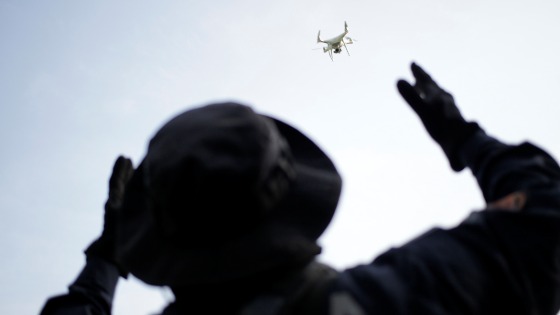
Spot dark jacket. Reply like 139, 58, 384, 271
41, 130, 560, 315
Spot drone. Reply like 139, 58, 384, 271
316, 21, 354, 61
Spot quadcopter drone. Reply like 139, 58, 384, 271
316, 21, 355, 61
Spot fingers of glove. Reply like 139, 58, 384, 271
117, 156, 134, 183
410, 63, 461, 118
411, 63, 444, 101
397, 79, 430, 118
411, 63, 436, 85
107, 156, 134, 210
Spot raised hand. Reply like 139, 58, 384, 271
85, 156, 134, 276
397, 63, 481, 171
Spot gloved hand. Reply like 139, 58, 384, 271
85, 156, 134, 277
397, 62, 481, 171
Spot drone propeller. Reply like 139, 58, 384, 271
345, 37, 356, 44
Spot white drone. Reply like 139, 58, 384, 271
316, 21, 355, 61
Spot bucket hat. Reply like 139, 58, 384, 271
116, 102, 342, 286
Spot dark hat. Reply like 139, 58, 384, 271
116, 103, 342, 286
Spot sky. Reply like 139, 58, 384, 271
1, 1, 560, 314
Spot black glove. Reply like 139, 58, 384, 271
397, 62, 481, 171
85, 156, 134, 277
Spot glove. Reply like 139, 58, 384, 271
397, 62, 481, 171
85, 156, 134, 277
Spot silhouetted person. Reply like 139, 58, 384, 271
41, 63, 560, 315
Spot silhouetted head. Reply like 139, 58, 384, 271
116, 102, 342, 286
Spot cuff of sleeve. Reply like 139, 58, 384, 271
456, 129, 507, 173
69, 256, 121, 309
444, 122, 483, 172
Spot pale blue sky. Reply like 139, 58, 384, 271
1, 1, 560, 314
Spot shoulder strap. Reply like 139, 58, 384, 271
291, 262, 338, 315
239, 262, 338, 315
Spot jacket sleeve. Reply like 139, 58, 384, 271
338, 130, 560, 315
40, 257, 120, 315
459, 129, 560, 210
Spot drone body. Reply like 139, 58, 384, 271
316, 21, 354, 61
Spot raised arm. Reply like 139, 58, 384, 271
388, 63, 560, 315
397, 63, 560, 209
41, 156, 134, 315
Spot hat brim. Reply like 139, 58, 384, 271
116, 116, 342, 286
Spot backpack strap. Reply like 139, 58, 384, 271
290, 262, 338, 315
240, 261, 338, 315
